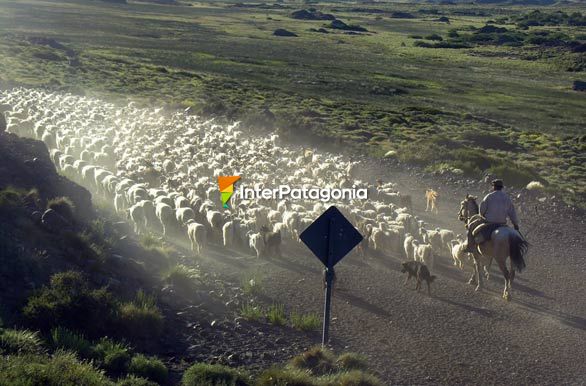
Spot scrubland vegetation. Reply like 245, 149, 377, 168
0, 154, 375, 384
0, 0, 584, 206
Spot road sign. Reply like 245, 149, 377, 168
300, 206, 363, 268
299, 206, 363, 345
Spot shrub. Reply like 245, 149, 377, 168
0, 350, 113, 385
424, 34, 443, 41
242, 275, 263, 296
117, 376, 158, 386
0, 186, 26, 212
336, 353, 368, 371
50, 327, 93, 358
23, 271, 116, 336
117, 291, 164, 341
92, 337, 132, 375
488, 162, 540, 187
290, 312, 321, 331
182, 363, 251, 386
164, 264, 200, 293
321, 370, 383, 386
47, 196, 76, 221
128, 354, 168, 384
266, 304, 287, 326
0, 329, 45, 355
290, 346, 336, 376
256, 367, 316, 386
240, 304, 264, 321
450, 148, 493, 170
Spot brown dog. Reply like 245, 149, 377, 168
401, 261, 436, 295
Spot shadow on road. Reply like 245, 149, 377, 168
334, 291, 392, 318
514, 299, 586, 331
435, 297, 495, 318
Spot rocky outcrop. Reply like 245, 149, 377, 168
291, 9, 336, 21
273, 29, 298, 37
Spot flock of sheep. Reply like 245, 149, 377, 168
0, 88, 474, 274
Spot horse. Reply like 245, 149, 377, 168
458, 195, 529, 301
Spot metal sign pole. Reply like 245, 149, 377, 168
322, 218, 335, 346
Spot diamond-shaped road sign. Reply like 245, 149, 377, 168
300, 206, 363, 268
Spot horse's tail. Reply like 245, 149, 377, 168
509, 231, 528, 273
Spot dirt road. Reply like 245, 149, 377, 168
191, 162, 586, 385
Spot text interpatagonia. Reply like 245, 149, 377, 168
237, 185, 368, 202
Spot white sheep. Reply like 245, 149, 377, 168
187, 220, 206, 254
412, 240, 434, 270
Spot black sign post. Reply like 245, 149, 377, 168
300, 206, 363, 346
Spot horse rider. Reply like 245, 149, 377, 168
466, 179, 520, 252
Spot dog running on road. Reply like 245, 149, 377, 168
401, 261, 436, 295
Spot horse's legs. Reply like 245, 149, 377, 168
484, 258, 493, 280
468, 259, 478, 285
474, 258, 483, 292
496, 258, 511, 301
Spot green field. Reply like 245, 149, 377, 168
0, 0, 585, 205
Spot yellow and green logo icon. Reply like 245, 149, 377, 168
218, 176, 240, 208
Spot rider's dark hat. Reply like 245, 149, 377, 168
492, 179, 504, 188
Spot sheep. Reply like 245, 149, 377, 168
248, 232, 264, 258
206, 210, 223, 242
156, 203, 175, 237
412, 240, 434, 270
114, 192, 127, 214
187, 220, 206, 255
404, 233, 415, 260
2, 87, 456, 269
128, 203, 146, 234
260, 225, 282, 258
176, 207, 195, 227
450, 239, 470, 270
222, 221, 235, 248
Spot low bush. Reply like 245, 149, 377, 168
321, 370, 383, 386
290, 312, 321, 331
92, 337, 132, 376
0, 328, 45, 355
488, 162, 540, 187
23, 271, 116, 336
290, 346, 336, 376
242, 275, 263, 297
256, 367, 316, 386
266, 304, 287, 326
424, 34, 443, 41
0, 186, 26, 213
164, 264, 200, 293
336, 353, 369, 372
182, 363, 251, 386
0, 350, 113, 385
117, 376, 158, 386
240, 304, 264, 321
128, 354, 168, 384
47, 196, 76, 222
50, 327, 93, 358
117, 291, 164, 341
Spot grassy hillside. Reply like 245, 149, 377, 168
0, 0, 584, 205
0, 131, 384, 385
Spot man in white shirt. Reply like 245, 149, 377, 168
480, 179, 520, 230
466, 179, 520, 252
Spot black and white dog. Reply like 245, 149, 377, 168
401, 261, 436, 296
